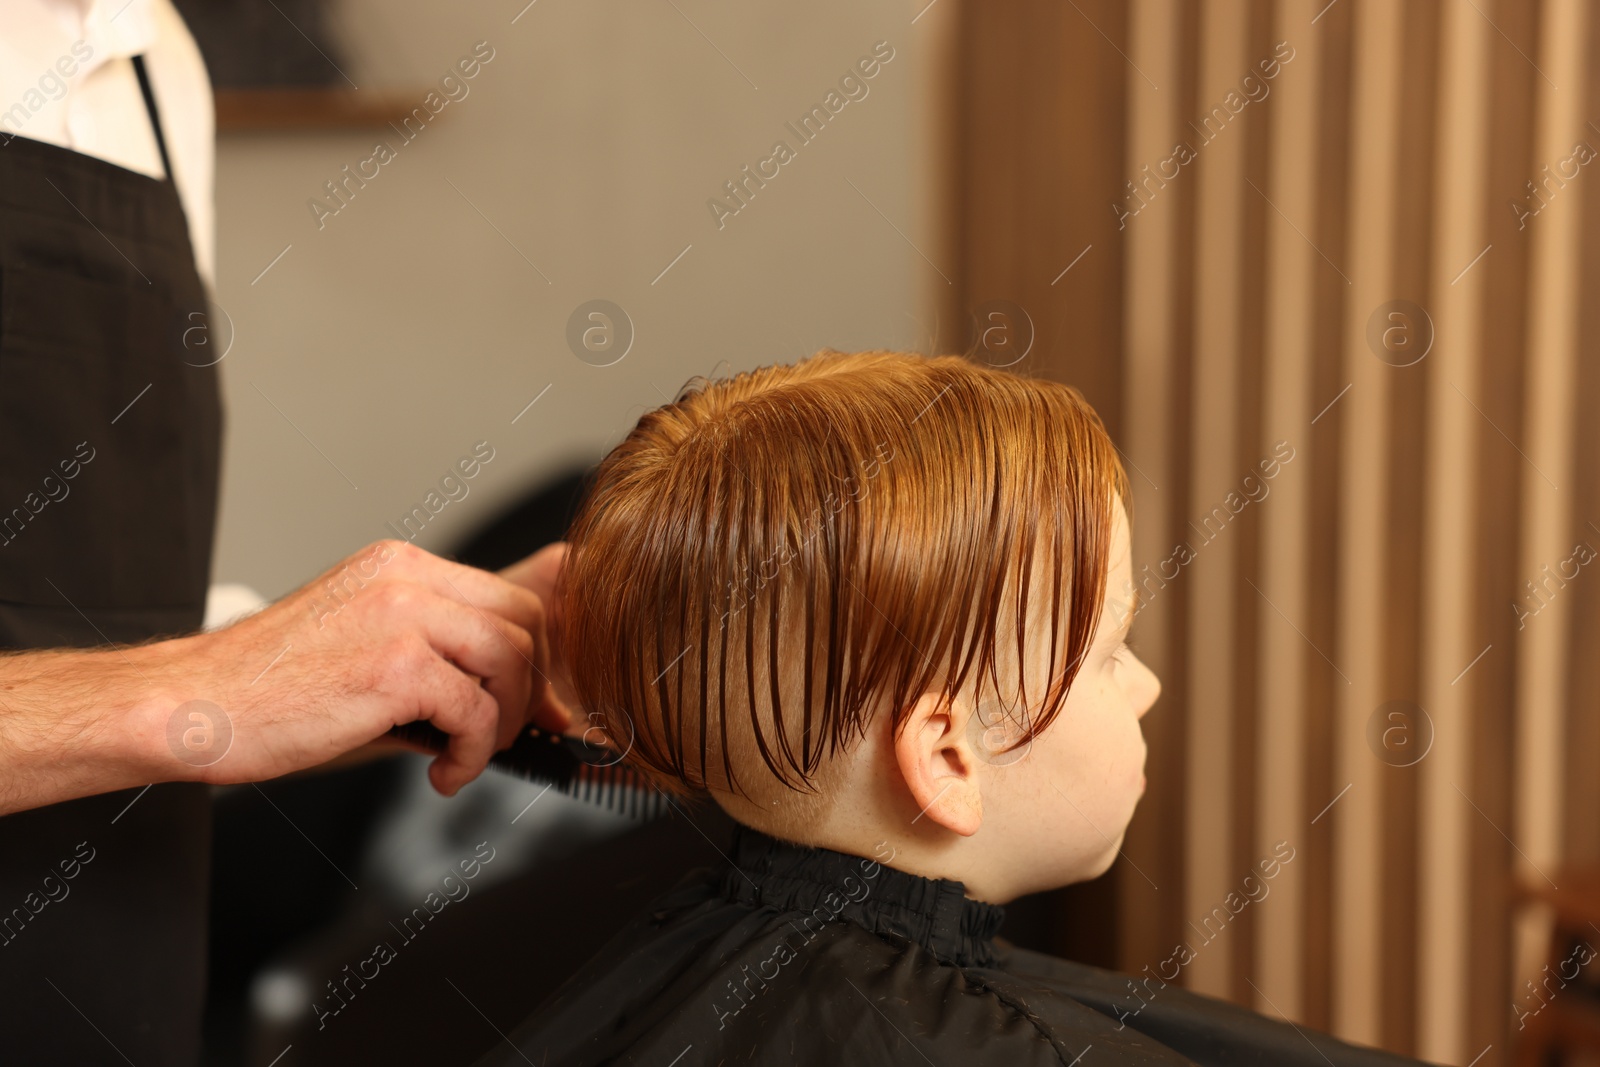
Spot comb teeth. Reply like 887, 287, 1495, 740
550, 763, 670, 820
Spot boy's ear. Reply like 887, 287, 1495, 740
894, 691, 983, 837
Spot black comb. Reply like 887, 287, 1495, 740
388, 721, 671, 821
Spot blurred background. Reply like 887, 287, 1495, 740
175, 0, 1598, 1065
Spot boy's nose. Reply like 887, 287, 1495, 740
1135, 662, 1161, 718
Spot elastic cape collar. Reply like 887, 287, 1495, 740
720, 824, 1008, 969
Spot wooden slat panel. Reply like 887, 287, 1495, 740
1119, 0, 1191, 974
945, 1, 1592, 1060
1300, 0, 1355, 1033
949, 0, 1127, 426
1510, 0, 1584, 1041
1378, 1, 1443, 1055
1253, 0, 1321, 1023
949, 0, 1023, 324
1155, 0, 1202, 981
1226, 0, 1273, 1009
1032, 0, 1127, 430
1466, 0, 1542, 1060
1418, 2, 1492, 1061
924, 0, 965, 358
1333, 0, 1404, 1043
1184, 0, 1250, 998
1562, 0, 1600, 875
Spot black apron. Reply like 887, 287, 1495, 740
0, 57, 221, 1065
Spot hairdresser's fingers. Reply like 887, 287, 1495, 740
383, 541, 573, 728
381, 639, 501, 795
499, 542, 581, 722
522, 590, 576, 736
380, 540, 550, 639
423, 678, 503, 797
344, 542, 569, 745
362, 580, 532, 759
498, 542, 566, 628
505, 543, 576, 735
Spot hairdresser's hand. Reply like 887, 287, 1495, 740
131, 539, 574, 797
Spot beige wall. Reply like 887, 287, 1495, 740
209, 0, 946, 596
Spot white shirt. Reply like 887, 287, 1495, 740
0, 0, 216, 290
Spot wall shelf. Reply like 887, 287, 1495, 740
214, 89, 430, 133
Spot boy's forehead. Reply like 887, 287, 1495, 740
1102, 581, 1136, 636
1102, 508, 1136, 630
1015, 495, 1136, 637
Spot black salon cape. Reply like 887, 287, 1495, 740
475, 827, 1431, 1067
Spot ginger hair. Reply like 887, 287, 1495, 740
558, 350, 1129, 832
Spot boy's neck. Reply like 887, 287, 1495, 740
712, 792, 1013, 904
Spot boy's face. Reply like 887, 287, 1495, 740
978, 500, 1161, 895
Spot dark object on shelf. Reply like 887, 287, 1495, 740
172, 0, 347, 88
175, 0, 428, 132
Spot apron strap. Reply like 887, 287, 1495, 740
131, 54, 173, 180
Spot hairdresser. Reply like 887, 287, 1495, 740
0, 3, 573, 1063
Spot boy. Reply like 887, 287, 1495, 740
476, 351, 1427, 1066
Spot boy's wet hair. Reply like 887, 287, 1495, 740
560, 350, 1129, 811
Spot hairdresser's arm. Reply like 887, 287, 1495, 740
0, 540, 573, 817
